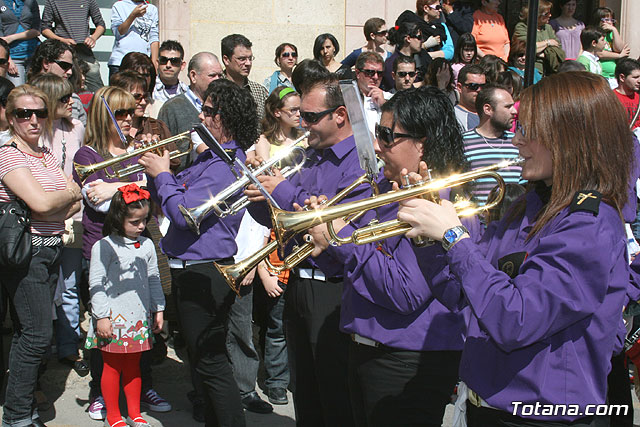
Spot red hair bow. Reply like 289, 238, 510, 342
118, 183, 150, 204
394, 25, 399, 30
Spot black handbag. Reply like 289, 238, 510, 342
0, 142, 32, 269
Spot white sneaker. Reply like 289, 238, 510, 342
89, 395, 107, 420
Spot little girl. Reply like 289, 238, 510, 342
85, 183, 165, 427
452, 33, 478, 85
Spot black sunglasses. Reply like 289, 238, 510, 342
0, 58, 8, 66
397, 71, 417, 78
132, 93, 149, 101
158, 56, 182, 66
374, 30, 388, 36
0, 96, 7, 107
463, 82, 486, 91
13, 108, 48, 120
300, 106, 341, 124
375, 124, 419, 148
281, 52, 298, 58
54, 60, 73, 72
358, 68, 384, 78
201, 105, 220, 117
59, 93, 72, 104
114, 108, 135, 120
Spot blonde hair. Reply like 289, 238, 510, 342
5, 84, 49, 136
28, 73, 73, 137
84, 86, 135, 155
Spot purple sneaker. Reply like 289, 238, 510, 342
141, 389, 172, 412
88, 395, 106, 420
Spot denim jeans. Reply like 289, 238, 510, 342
1, 244, 63, 427
55, 247, 84, 359
263, 281, 289, 389
226, 284, 259, 398
6, 57, 30, 87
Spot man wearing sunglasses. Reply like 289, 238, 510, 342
354, 51, 391, 134
391, 56, 418, 92
245, 75, 388, 426
454, 64, 485, 131
152, 40, 188, 102
341, 17, 391, 70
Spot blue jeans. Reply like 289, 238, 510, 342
2, 244, 63, 427
226, 284, 259, 398
264, 281, 289, 389
55, 247, 84, 359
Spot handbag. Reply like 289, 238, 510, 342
0, 142, 32, 269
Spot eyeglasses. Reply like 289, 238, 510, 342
463, 82, 486, 91
281, 52, 298, 58
375, 124, 419, 148
358, 68, 384, 78
113, 108, 135, 120
13, 108, 48, 120
234, 55, 255, 63
0, 58, 8, 66
515, 121, 526, 137
132, 93, 149, 102
601, 18, 617, 24
59, 93, 72, 104
201, 105, 220, 117
396, 71, 417, 78
300, 106, 341, 124
374, 30, 388, 36
158, 56, 182, 66
539, 11, 551, 17
54, 60, 73, 72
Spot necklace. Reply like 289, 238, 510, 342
59, 122, 67, 170
16, 137, 46, 167
478, 130, 499, 150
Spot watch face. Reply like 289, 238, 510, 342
444, 229, 457, 243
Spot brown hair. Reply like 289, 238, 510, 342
6, 84, 49, 135
84, 86, 135, 156
519, 0, 552, 22
110, 70, 148, 93
363, 17, 385, 41
261, 86, 302, 145
515, 71, 632, 237
416, 0, 438, 17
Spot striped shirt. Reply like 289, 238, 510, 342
0, 144, 67, 235
462, 129, 522, 205
42, 0, 105, 43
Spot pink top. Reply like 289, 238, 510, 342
472, 10, 510, 61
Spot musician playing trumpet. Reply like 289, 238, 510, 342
302, 86, 475, 426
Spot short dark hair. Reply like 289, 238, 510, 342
475, 84, 511, 118
591, 7, 614, 27
363, 17, 385, 41
580, 26, 605, 51
496, 70, 523, 100
393, 55, 416, 73
426, 58, 454, 92
313, 34, 340, 61
615, 58, 640, 82
355, 51, 384, 70
453, 33, 477, 64
119, 52, 157, 93
458, 64, 485, 85
110, 70, 148, 92
306, 74, 345, 110
479, 54, 507, 84
0, 38, 9, 60
387, 21, 421, 49
0, 77, 15, 106
27, 39, 74, 82
557, 59, 586, 73
102, 189, 152, 237
291, 59, 331, 94
221, 34, 252, 60
274, 43, 298, 66
159, 40, 184, 58
203, 79, 259, 151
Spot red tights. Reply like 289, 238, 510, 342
101, 351, 147, 426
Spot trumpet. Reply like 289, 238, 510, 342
179, 131, 310, 235
74, 131, 193, 182
215, 164, 381, 294
272, 157, 524, 247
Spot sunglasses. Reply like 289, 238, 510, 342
300, 106, 341, 124
54, 60, 73, 72
397, 71, 417, 78
201, 105, 220, 117
601, 18, 616, 23
281, 52, 298, 58
358, 68, 384, 78
132, 93, 149, 101
539, 11, 551, 17
13, 108, 48, 120
463, 82, 485, 91
375, 124, 419, 148
234, 55, 255, 63
59, 93, 72, 104
374, 30, 388, 36
158, 56, 182, 66
428, 4, 442, 10
114, 108, 135, 120
0, 58, 7, 66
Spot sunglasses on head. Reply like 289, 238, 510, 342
201, 105, 220, 117
397, 71, 417, 78
158, 56, 182, 66
54, 60, 73, 72
358, 68, 384, 78
59, 93, 72, 104
281, 52, 298, 58
13, 108, 48, 120
300, 106, 341, 124
463, 82, 485, 91
375, 124, 419, 148
114, 108, 135, 120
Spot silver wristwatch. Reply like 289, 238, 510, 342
441, 225, 469, 251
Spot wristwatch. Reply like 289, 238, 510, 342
442, 225, 469, 251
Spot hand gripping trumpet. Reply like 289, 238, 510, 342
178, 131, 310, 234
214, 161, 383, 294
271, 157, 524, 247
